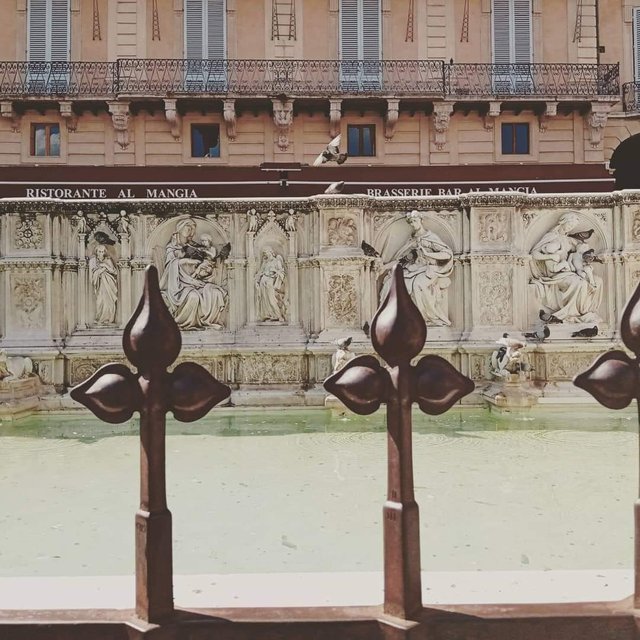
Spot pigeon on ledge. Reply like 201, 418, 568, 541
571, 326, 598, 338
523, 325, 550, 342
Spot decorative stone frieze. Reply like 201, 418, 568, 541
13, 217, 44, 250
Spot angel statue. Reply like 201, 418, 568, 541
159, 218, 229, 330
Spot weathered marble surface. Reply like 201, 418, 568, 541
0, 191, 638, 403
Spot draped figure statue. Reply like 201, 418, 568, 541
159, 218, 228, 330
89, 244, 118, 325
255, 247, 286, 322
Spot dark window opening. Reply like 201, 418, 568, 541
501, 122, 530, 155
31, 123, 60, 157
347, 124, 376, 157
191, 124, 220, 158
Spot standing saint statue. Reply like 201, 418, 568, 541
89, 244, 118, 325
255, 247, 286, 322
380, 211, 454, 326
159, 218, 228, 330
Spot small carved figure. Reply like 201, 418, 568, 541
74, 210, 87, 234
117, 210, 130, 235
313, 134, 348, 166
255, 247, 286, 322
331, 337, 355, 373
285, 209, 297, 232
247, 209, 258, 232
490, 333, 529, 378
89, 244, 118, 325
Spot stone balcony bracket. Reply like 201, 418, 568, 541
108, 101, 131, 150
432, 102, 454, 150
384, 99, 400, 140
223, 99, 237, 140
538, 101, 558, 133
0, 100, 20, 132
586, 102, 613, 148
483, 100, 502, 131
163, 99, 182, 140
59, 100, 78, 133
272, 97, 294, 151
329, 99, 342, 139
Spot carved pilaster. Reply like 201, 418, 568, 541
272, 97, 294, 151
538, 101, 557, 133
163, 99, 181, 140
1, 101, 20, 132
108, 101, 131, 149
329, 99, 342, 139
432, 102, 454, 150
223, 99, 237, 140
385, 99, 400, 140
59, 101, 77, 133
586, 102, 612, 148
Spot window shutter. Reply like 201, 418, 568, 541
185, 0, 204, 58
50, 0, 69, 62
513, 0, 531, 64
492, 0, 511, 64
634, 7, 640, 81
361, 0, 380, 61
207, 0, 225, 59
340, 0, 359, 60
28, 0, 48, 61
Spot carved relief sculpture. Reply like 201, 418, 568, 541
328, 274, 358, 325
0, 351, 34, 381
632, 210, 640, 241
327, 217, 357, 246
530, 212, 602, 323
478, 211, 507, 243
13, 217, 44, 250
331, 336, 355, 373
255, 247, 287, 322
380, 211, 453, 326
159, 218, 228, 330
89, 244, 118, 325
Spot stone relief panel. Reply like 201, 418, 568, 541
377, 211, 454, 326
477, 267, 512, 326
12, 216, 44, 251
477, 208, 508, 244
151, 216, 229, 330
255, 246, 287, 322
327, 274, 358, 326
238, 354, 302, 384
529, 211, 603, 324
544, 351, 605, 380
11, 273, 46, 330
69, 357, 126, 386
327, 216, 357, 246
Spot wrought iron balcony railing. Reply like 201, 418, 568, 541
0, 61, 116, 97
623, 81, 640, 111
446, 62, 620, 98
0, 59, 621, 100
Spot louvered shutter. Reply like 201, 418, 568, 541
340, 0, 358, 60
634, 7, 640, 81
361, 0, 380, 61
513, 0, 531, 64
492, 0, 511, 64
185, 0, 205, 58
50, 0, 69, 62
207, 0, 225, 59
28, 0, 48, 61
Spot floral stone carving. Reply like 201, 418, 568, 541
328, 274, 358, 325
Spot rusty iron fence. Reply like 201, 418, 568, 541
1, 265, 640, 639
623, 81, 640, 112
0, 59, 620, 100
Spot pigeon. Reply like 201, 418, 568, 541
335, 336, 352, 348
571, 326, 598, 338
362, 321, 370, 338
313, 134, 348, 166
361, 241, 380, 257
497, 333, 525, 351
93, 231, 115, 245
539, 309, 562, 324
568, 229, 594, 242
324, 181, 345, 194
524, 325, 550, 342
217, 242, 231, 261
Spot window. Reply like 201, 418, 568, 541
501, 123, 529, 154
492, 0, 532, 94
30, 123, 60, 157
28, 0, 70, 62
191, 124, 220, 157
185, 0, 226, 59
340, 0, 381, 89
347, 125, 375, 157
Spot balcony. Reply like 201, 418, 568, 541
0, 59, 620, 101
623, 81, 640, 112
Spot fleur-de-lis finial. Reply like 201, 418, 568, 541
574, 281, 640, 606
71, 266, 230, 622
324, 264, 474, 619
